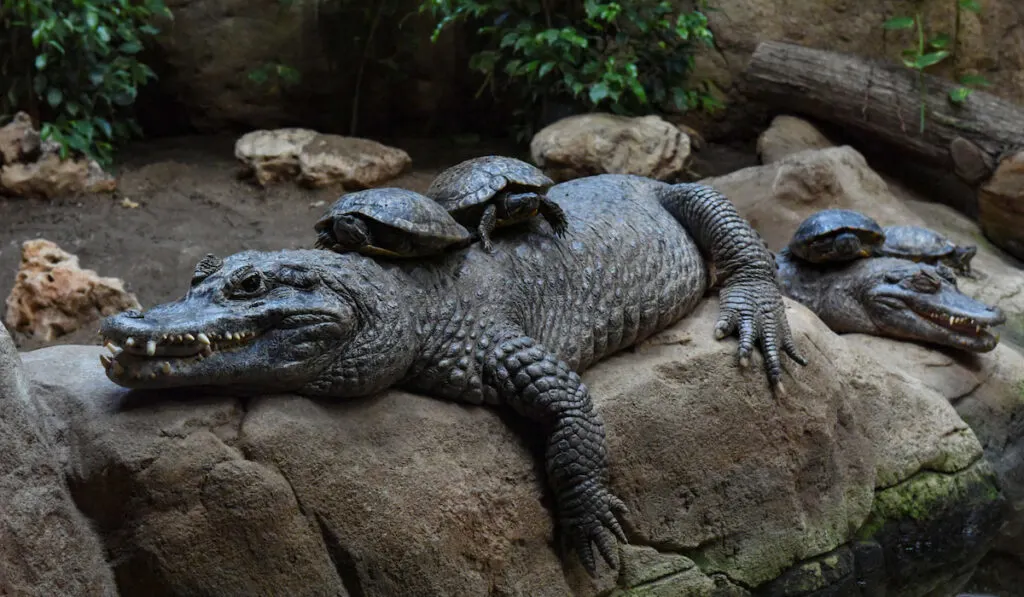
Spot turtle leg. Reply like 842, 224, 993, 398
478, 204, 498, 253
538, 196, 569, 236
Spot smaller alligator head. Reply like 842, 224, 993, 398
777, 253, 1005, 352
98, 250, 419, 396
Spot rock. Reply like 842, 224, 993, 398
529, 113, 692, 182
0, 322, 118, 595
4, 239, 142, 342
234, 129, 411, 188
0, 112, 37, 165
977, 150, 1024, 261
844, 334, 1024, 563
17, 298, 1007, 596
297, 134, 412, 189
756, 115, 836, 165
703, 143, 1024, 350
233, 127, 319, 186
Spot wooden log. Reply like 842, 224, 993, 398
742, 41, 1024, 186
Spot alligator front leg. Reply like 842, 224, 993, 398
483, 331, 627, 577
661, 183, 808, 392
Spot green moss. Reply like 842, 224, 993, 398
855, 460, 1002, 541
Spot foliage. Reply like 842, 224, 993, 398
421, 0, 723, 140
883, 0, 990, 133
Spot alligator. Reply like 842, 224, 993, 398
98, 174, 806, 577
775, 249, 1005, 352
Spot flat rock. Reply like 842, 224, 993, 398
530, 113, 691, 182
16, 297, 1005, 596
297, 133, 412, 189
4, 239, 141, 342
0, 323, 117, 596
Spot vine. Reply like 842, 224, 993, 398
883, 0, 990, 133
0, 0, 172, 166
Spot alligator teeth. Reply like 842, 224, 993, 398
104, 342, 122, 356
976, 325, 981, 334
112, 361, 124, 376
198, 333, 210, 346
949, 315, 954, 326
146, 339, 157, 356
125, 337, 136, 348
161, 362, 172, 375
99, 354, 112, 368
201, 345, 213, 357
185, 333, 195, 342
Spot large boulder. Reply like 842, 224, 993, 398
18, 299, 1007, 596
0, 324, 117, 595
530, 113, 692, 182
704, 131, 1024, 350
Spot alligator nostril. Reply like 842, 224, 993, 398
124, 310, 144, 319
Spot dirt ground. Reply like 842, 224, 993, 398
0, 134, 758, 350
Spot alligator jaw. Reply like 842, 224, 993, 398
911, 305, 1003, 351
872, 293, 1005, 352
97, 328, 262, 383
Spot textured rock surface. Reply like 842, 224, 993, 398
0, 323, 117, 595
4, 239, 141, 342
530, 113, 691, 182
704, 141, 1024, 350
0, 112, 38, 165
16, 298, 1005, 596
234, 129, 411, 188
756, 115, 837, 165
297, 134, 412, 188
977, 150, 1024, 261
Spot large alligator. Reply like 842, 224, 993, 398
775, 249, 1005, 352
98, 174, 806, 576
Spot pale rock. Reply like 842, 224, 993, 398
977, 149, 1024, 262
297, 133, 412, 188
0, 111, 37, 165
4, 239, 141, 341
756, 115, 836, 164
530, 113, 692, 182
233, 127, 319, 186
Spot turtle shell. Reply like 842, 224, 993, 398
880, 225, 956, 258
426, 155, 553, 212
790, 209, 884, 248
326, 188, 471, 243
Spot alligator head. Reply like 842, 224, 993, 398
98, 250, 418, 396
778, 254, 1005, 352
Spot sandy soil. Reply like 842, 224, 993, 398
0, 134, 758, 350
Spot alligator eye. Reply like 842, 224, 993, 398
907, 272, 940, 293
228, 269, 267, 298
240, 273, 263, 293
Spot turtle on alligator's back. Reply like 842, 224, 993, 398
98, 172, 806, 577
785, 208, 978, 276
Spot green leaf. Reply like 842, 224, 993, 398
883, 16, 915, 30
959, 73, 991, 87
46, 87, 63, 108
958, 0, 982, 13
913, 50, 950, 69
86, 11, 100, 29
95, 118, 114, 138
538, 62, 555, 78
97, 26, 111, 43
34, 54, 47, 70
949, 86, 972, 104
119, 41, 143, 54
588, 82, 610, 104
928, 33, 951, 49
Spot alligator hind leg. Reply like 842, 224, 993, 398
483, 330, 628, 577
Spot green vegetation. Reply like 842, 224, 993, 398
883, 0, 990, 133
0, 0, 172, 166
423, 0, 723, 140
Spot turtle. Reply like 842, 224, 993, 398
786, 208, 886, 264
313, 187, 473, 258
876, 224, 978, 276
425, 155, 569, 252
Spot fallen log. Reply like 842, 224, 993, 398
742, 40, 1024, 186
743, 40, 1024, 262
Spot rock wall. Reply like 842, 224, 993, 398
138, 0, 1024, 139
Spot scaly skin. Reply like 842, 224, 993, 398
775, 249, 1005, 352
98, 174, 806, 577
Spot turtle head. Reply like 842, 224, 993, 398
314, 213, 371, 252
949, 244, 978, 274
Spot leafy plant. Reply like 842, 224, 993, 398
421, 0, 723, 141
883, 0, 990, 133
0, 0, 172, 166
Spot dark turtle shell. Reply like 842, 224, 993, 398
788, 209, 885, 263
879, 225, 958, 258
323, 188, 471, 244
425, 155, 553, 212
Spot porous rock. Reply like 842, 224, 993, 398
756, 115, 836, 164
297, 133, 412, 189
4, 239, 141, 342
0, 322, 118, 596
0, 112, 38, 165
530, 113, 692, 182
233, 127, 319, 186
17, 298, 1005, 596
704, 141, 1024, 350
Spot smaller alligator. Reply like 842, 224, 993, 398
775, 250, 1004, 352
